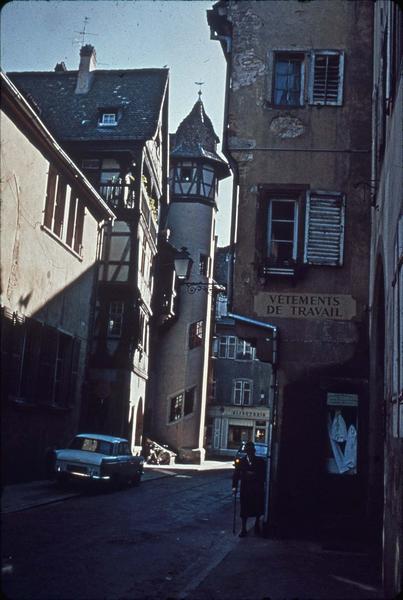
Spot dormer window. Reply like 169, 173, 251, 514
98, 110, 119, 127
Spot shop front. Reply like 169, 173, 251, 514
208, 405, 270, 456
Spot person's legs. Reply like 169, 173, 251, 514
239, 517, 247, 537
254, 517, 261, 534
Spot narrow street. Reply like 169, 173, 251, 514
1, 468, 237, 600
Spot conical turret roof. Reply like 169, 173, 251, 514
171, 97, 229, 178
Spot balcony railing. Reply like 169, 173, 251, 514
99, 183, 136, 210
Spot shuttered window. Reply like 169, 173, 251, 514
309, 52, 344, 106
304, 192, 345, 266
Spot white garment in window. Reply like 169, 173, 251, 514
330, 412, 347, 442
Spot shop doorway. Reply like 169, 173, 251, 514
227, 425, 253, 449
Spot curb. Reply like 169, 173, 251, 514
1, 462, 233, 515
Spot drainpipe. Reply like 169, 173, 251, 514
220, 39, 239, 311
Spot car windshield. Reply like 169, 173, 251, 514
69, 437, 113, 455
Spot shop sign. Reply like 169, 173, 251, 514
327, 393, 358, 406
254, 292, 356, 321
228, 408, 269, 418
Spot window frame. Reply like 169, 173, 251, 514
108, 301, 124, 338
98, 112, 118, 127
272, 52, 305, 107
303, 191, 345, 266
233, 379, 253, 406
236, 339, 254, 361
168, 391, 184, 423
189, 320, 204, 349
1, 312, 80, 407
308, 50, 345, 106
43, 165, 85, 256
267, 197, 299, 263
217, 335, 236, 359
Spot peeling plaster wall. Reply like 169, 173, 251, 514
223, 0, 373, 380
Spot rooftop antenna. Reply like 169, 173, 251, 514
73, 17, 98, 48
195, 81, 205, 100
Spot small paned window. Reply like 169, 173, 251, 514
201, 166, 215, 198
172, 162, 198, 196
180, 166, 193, 182
273, 54, 304, 106
108, 301, 124, 337
189, 320, 204, 349
99, 113, 118, 126
233, 379, 252, 406
217, 335, 236, 358
169, 393, 184, 422
43, 165, 85, 255
267, 199, 298, 262
309, 52, 344, 106
236, 339, 254, 360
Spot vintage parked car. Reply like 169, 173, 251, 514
54, 433, 144, 487
234, 441, 268, 467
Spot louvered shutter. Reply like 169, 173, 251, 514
309, 52, 344, 105
304, 192, 345, 266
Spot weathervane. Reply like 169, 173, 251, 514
195, 81, 205, 99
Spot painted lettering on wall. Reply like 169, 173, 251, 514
254, 293, 357, 321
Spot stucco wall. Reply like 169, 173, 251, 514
224, 0, 373, 379
369, 5, 403, 593
1, 108, 103, 481
1, 111, 101, 325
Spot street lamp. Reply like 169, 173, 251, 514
173, 246, 193, 280
173, 246, 226, 294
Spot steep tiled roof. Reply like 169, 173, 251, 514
7, 69, 169, 142
170, 98, 229, 175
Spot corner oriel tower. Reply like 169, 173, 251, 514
150, 93, 229, 463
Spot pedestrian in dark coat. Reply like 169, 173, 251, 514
232, 441, 266, 537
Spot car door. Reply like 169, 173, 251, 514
117, 442, 132, 478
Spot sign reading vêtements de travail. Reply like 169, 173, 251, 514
254, 293, 357, 320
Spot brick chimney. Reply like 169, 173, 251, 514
75, 44, 96, 94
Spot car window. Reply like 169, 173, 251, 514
98, 441, 113, 455
70, 437, 113, 455
117, 442, 130, 456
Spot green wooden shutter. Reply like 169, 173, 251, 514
304, 192, 345, 266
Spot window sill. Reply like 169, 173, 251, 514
41, 226, 83, 261
262, 266, 296, 276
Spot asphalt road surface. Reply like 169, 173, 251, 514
1, 468, 238, 600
